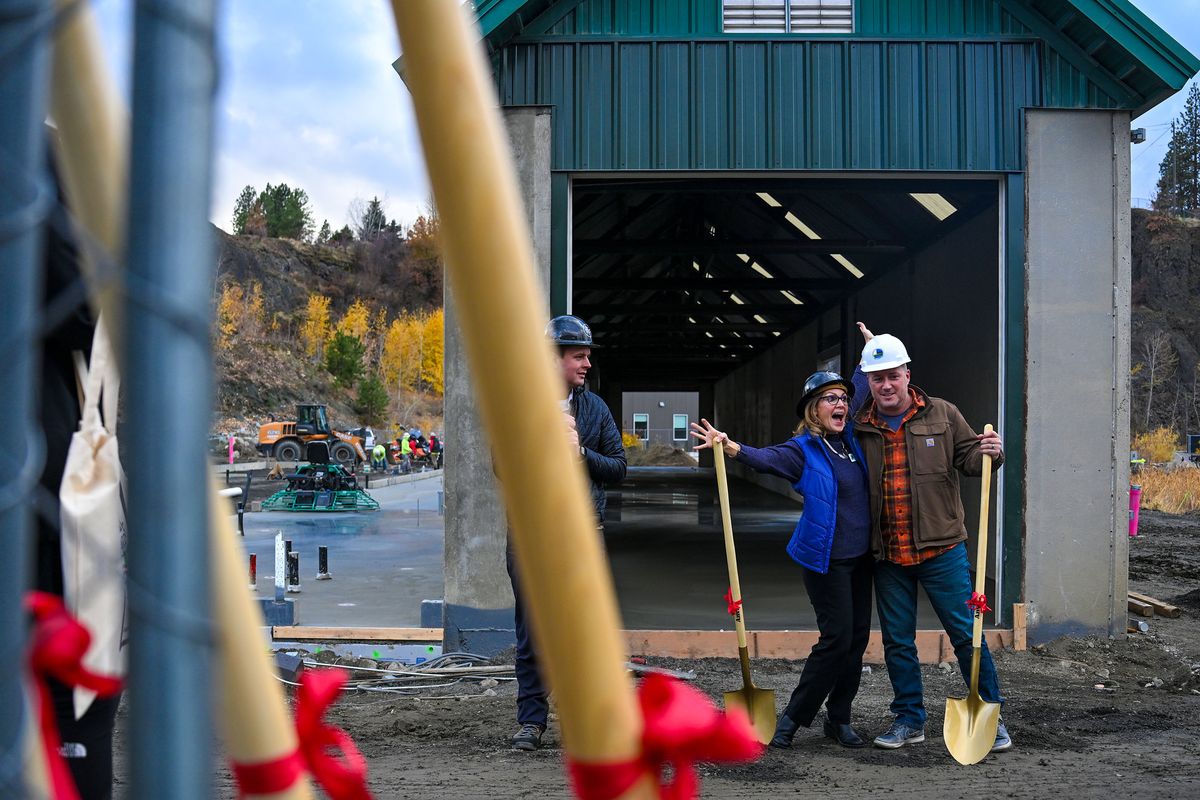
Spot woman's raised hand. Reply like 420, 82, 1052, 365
689, 418, 727, 451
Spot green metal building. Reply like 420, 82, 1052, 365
435, 1, 1199, 650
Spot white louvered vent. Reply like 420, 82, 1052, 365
722, 1, 854, 34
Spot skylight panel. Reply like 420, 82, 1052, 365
910, 192, 957, 221
784, 212, 821, 240
831, 253, 864, 279
756, 192, 781, 207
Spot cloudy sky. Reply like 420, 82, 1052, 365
95, 0, 428, 234
93, 0, 1199, 229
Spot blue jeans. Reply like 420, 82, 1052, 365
874, 543, 1004, 727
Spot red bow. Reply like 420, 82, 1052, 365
967, 592, 992, 614
724, 588, 743, 618
568, 673, 763, 800
232, 668, 373, 799
26, 591, 123, 800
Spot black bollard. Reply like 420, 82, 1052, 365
286, 551, 300, 593
316, 546, 331, 580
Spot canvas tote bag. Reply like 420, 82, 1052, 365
60, 316, 127, 718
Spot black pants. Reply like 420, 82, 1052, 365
781, 553, 873, 726
506, 544, 548, 727
50, 679, 121, 800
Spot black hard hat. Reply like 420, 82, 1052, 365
796, 370, 853, 417
545, 315, 594, 347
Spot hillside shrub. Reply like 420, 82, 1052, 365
1132, 427, 1180, 463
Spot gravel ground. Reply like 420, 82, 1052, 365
113, 509, 1200, 799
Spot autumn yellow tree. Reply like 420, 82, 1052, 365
215, 280, 267, 349
371, 306, 389, 367
215, 282, 243, 349
381, 313, 419, 391
337, 299, 371, 341
300, 293, 332, 361
420, 308, 444, 395
244, 281, 266, 339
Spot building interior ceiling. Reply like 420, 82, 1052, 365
572, 176, 998, 382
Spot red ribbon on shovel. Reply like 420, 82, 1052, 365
232, 668, 373, 799
26, 591, 123, 800
967, 592, 992, 614
724, 588, 743, 617
567, 673, 763, 800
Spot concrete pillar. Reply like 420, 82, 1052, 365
1024, 109, 1131, 641
442, 106, 552, 653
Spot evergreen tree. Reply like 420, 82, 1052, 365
329, 225, 355, 244
231, 185, 257, 234
355, 373, 389, 425
259, 183, 316, 241
325, 331, 365, 389
356, 196, 387, 241
1155, 83, 1200, 215
316, 219, 332, 244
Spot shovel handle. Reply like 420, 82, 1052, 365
970, 424, 994, 650
713, 446, 749, 650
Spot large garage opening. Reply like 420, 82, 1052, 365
571, 175, 1005, 631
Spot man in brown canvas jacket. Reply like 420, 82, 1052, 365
849, 323, 1012, 753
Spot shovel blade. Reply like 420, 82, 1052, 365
723, 686, 777, 745
943, 693, 1001, 765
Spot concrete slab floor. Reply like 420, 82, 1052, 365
245, 466, 996, 632
242, 474, 444, 627
605, 467, 995, 632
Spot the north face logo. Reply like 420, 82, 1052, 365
872, 348, 884, 359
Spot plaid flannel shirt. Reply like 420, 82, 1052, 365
865, 391, 956, 566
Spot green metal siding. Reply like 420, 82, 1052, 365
537, 0, 720, 36
499, 39, 1041, 172
856, 0, 1029, 36
529, 1, 1030, 38
1042, 47, 1120, 108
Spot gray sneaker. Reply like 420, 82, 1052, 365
991, 720, 1012, 752
511, 723, 545, 751
873, 719, 926, 749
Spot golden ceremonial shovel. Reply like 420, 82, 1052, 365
713, 445, 777, 744
944, 424, 1001, 765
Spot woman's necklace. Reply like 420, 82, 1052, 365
822, 435, 856, 463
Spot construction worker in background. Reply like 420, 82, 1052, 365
507, 315, 626, 751
371, 443, 387, 472
850, 322, 1011, 753
399, 430, 412, 473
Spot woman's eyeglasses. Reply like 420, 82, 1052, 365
819, 394, 850, 407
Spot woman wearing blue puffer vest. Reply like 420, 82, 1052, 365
690, 371, 874, 750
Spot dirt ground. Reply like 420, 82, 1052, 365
114, 509, 1200, 798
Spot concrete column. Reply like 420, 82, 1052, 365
1024, 109, 1131, 641
442, 106, 552, 653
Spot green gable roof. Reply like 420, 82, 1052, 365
476, 0, 1198, 115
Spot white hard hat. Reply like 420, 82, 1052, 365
860, 334, 911, 372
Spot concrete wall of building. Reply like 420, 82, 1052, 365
442, 106, 552, 653
621, 391, 700, 447
1024, 109, 1131, 641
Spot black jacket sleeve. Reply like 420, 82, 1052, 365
583, 401, 627, 485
